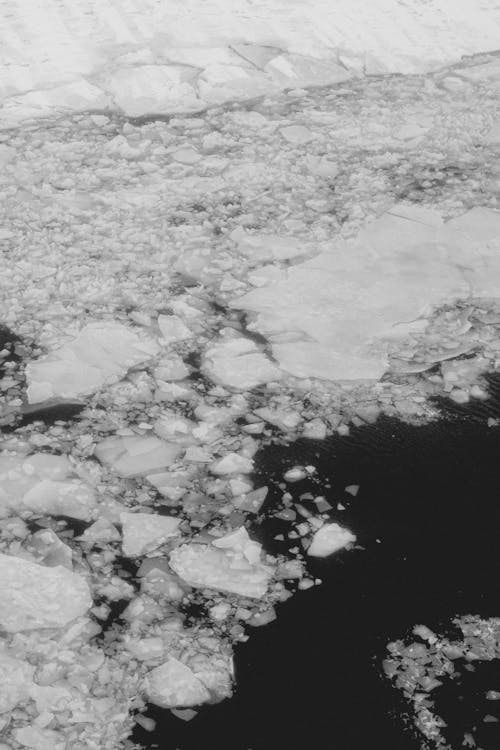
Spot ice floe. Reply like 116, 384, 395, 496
169, 527, 274, 598
120, 512, 182, 557
307, 523, 356, 557
203, 335, 282, 390
0, 553, 92, 631
26, 322, 159, 403
144, 652, 232, 708
94, 435, 183, 478
232, 205, 500, 381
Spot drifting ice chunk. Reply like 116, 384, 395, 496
0, 649, 35, 712
144, 658, 210, 708
94, 435, 182, 477
0, 554, 92, 631
203, 336, 282, 390
307, 523, 356, 557
169, 528, 274, 598
230, 227, 306, 263
210, 453, 254, 475
280, 125, 314, 144
76, 518, 121, 545
26, 322, 159, 403
157, 315, 193, 345
120, 512, 182, 557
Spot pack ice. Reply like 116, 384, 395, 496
231, 206, 500, 381
26, 322, 159, 403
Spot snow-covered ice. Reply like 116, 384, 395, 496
0, 553, 92, 631
94, 435, 183, 477
144, 653, 232, 708
203, 335, 282, 390
307, 523, 356, 557
26, 322, 159, 403
120, 512, 182, 557
169, 528, 274, 598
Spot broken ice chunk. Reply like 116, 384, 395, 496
203, 336, 282, 390
157, 315, 193, 345
230, 227, 306, 263
0, 553, 92, 631
94, 435, 182, 477
76, 518, 121, 545
307, 523, 356, 557
280, 125, 314, 144
144, 658, 210, 708
26, 322, 159, 403
120, 512, 182, 557
169, 529, 274, 598
210, 453, 254, 475
0, 649, 35, 712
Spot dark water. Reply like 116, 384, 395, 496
133, 377, 500, 750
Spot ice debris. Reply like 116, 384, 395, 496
0, 553, 92, 631
0, 453, 96, 520
120, 512, 182, 557
203, 335, 282, 390
307, 523, 356, 557
144, 653, 232, 708
157, 314, 193, 345
169, 527, 274, 598
210, 453, 254, 475
94, 435, 182, 477
230, 226, 306, 263
0, 648, 35, 712
26, 322, 159, 403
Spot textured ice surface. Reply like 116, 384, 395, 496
169, 528, 274, 598
203, 336, 282, 390
120, 512, 182, 557
232, 206, 500, 381
26, 322, 159, 403
144, 653, 233, 708
0, 649, 35, 713
308, 523, 357, 557
94, 435, 183, 478
0, 554, 92, 631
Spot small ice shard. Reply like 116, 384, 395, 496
283, 467, 307, 482
307, 523, 356, 558
0, 554, 92, 631
169, 528, 274, 598
203, 336, 282, 390
144, 658, 210, 708
210, 453, 254, 475
0, 649, 35, 712
157, 315, 193, 345
26, 322, 159, 403
302, 418, 327, 440
94, 435, 182, 477
120, 512, 182, 557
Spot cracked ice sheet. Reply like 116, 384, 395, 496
25, 321, 159, 404
230, 205, 500, 382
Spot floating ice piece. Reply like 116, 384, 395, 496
484, 122, 500, 145
210, 453, 254, 475
0, 144, 15, 168
171, 148, 201, 164
203, 336, 282, 390
157, 315, 193, 345
307, 523, 356, 557
120, 512, 182, 557
253, 407, 302, 431
145, 658, 210, 708
26, 322, 159, 403
0, 649, 35, 713
94, 435, 182, 478
0, 554, 92, 631
0, 453, 96, 521
169, 529, 274, 598
76, 518, 121, 545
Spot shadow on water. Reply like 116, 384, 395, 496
134, 378, 500, 750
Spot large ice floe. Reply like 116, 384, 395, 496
26, 322, 159, 403
231, 205, 500, 381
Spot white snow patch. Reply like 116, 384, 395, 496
307, 523, 356, 557
0, 554, 92, 631
26, 322, 159, 403
120, 512, 182, 557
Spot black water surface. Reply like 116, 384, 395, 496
135, 388, 500, 750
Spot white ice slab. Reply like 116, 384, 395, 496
307, 523, 356, 557
0, 649, 35, 713
144, 658, 210, 708
0, 554, 92, 631
94, 435, 183, 478
169, 529, 274, 598
231, 206, 500, 382
26, 322, 159, 404
120, 512, 182, 557
203, 336, 282, 390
